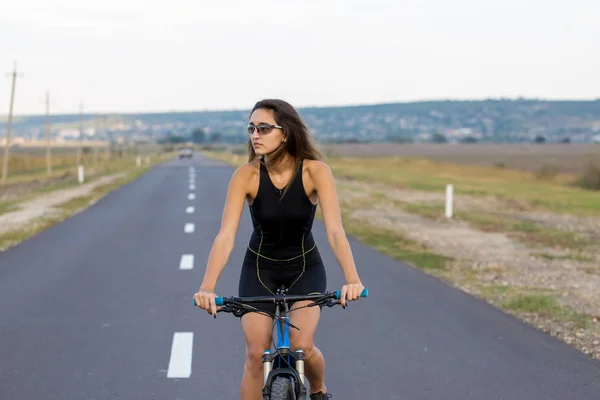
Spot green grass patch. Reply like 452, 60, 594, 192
57, 196, 95, 212
566, 312, 592, 330
480, 283, 514, 298
512, 221, 540, 232
0, 217, 60, 250
0, 200, 20, 216
501, 294, 562, 314
341, 215, 452, 271
455, 212, 590, 251
399, 203, 444, 219
456, 212, 514, 231
510, 221, 590, 250
498, 292, 590, 329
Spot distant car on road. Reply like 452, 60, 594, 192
179, 147, 193, 159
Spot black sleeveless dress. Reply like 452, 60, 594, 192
238, 157, 326, 317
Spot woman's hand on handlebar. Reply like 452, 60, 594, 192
339, 281, 365, 308
193, 288, 218, 317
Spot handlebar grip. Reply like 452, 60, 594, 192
193, 298, 225, 306
334, 288, 368, 300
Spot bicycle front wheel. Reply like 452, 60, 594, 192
267, 376, 296, 400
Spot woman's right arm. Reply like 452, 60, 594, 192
194, 164, 250, 315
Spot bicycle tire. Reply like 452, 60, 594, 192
267, 376, 296, 400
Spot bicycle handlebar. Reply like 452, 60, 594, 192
193, 288, 368, 307
214, 288, 367, 306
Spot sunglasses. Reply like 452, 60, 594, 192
247, 123, 282, 135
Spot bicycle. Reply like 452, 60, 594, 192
194, 286, 368, 400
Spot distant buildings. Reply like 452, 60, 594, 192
3, 100, 600, 144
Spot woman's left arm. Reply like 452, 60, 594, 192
311, 161, 365, 307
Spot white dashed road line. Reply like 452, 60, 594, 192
184, 223, 195, 233
167, 169, 196, 379
167, 332, 193, 378
179, 255, 194, 270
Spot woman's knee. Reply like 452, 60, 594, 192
290, 335, 315, 355
241, 314, 273, 369
245, 342, 269, 369
288, 304, 320, 356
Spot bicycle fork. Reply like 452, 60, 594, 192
263, 350, 271, 384
262, 349, 306, 385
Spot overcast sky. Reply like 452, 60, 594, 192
1, 0, 599, 116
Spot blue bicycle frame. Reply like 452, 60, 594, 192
260, 287, 368, 397
261, 290, 307, 393
198, 287, 368, 399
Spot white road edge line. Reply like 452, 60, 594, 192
184, 223, 195, 233
167, 332, 193, 378
186, 206, 195, 214
179, 254, 194, 270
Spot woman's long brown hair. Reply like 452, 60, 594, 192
247, 99, 323, 199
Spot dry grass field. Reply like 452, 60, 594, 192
320, 143, 600, 174
0, 145, 150, 185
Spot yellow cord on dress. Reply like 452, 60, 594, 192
247, 242, 315, 262
255, 226, 275, 296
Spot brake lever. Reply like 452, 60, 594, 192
326, 299, 342, 308
215, 305, 246, 319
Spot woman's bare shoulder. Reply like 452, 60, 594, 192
304, 159, 332, 178
230, 159, 260, 184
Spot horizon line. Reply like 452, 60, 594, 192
5, 96, 600, 119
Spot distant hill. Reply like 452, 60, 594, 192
2, 98, 600, 144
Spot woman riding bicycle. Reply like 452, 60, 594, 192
193, 99, 365, 400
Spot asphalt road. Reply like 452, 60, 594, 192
0, 153, 598, 400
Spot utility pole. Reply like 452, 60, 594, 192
77, 101, 83, 166
45, 91, 52, 176
1, 61, 22, 183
